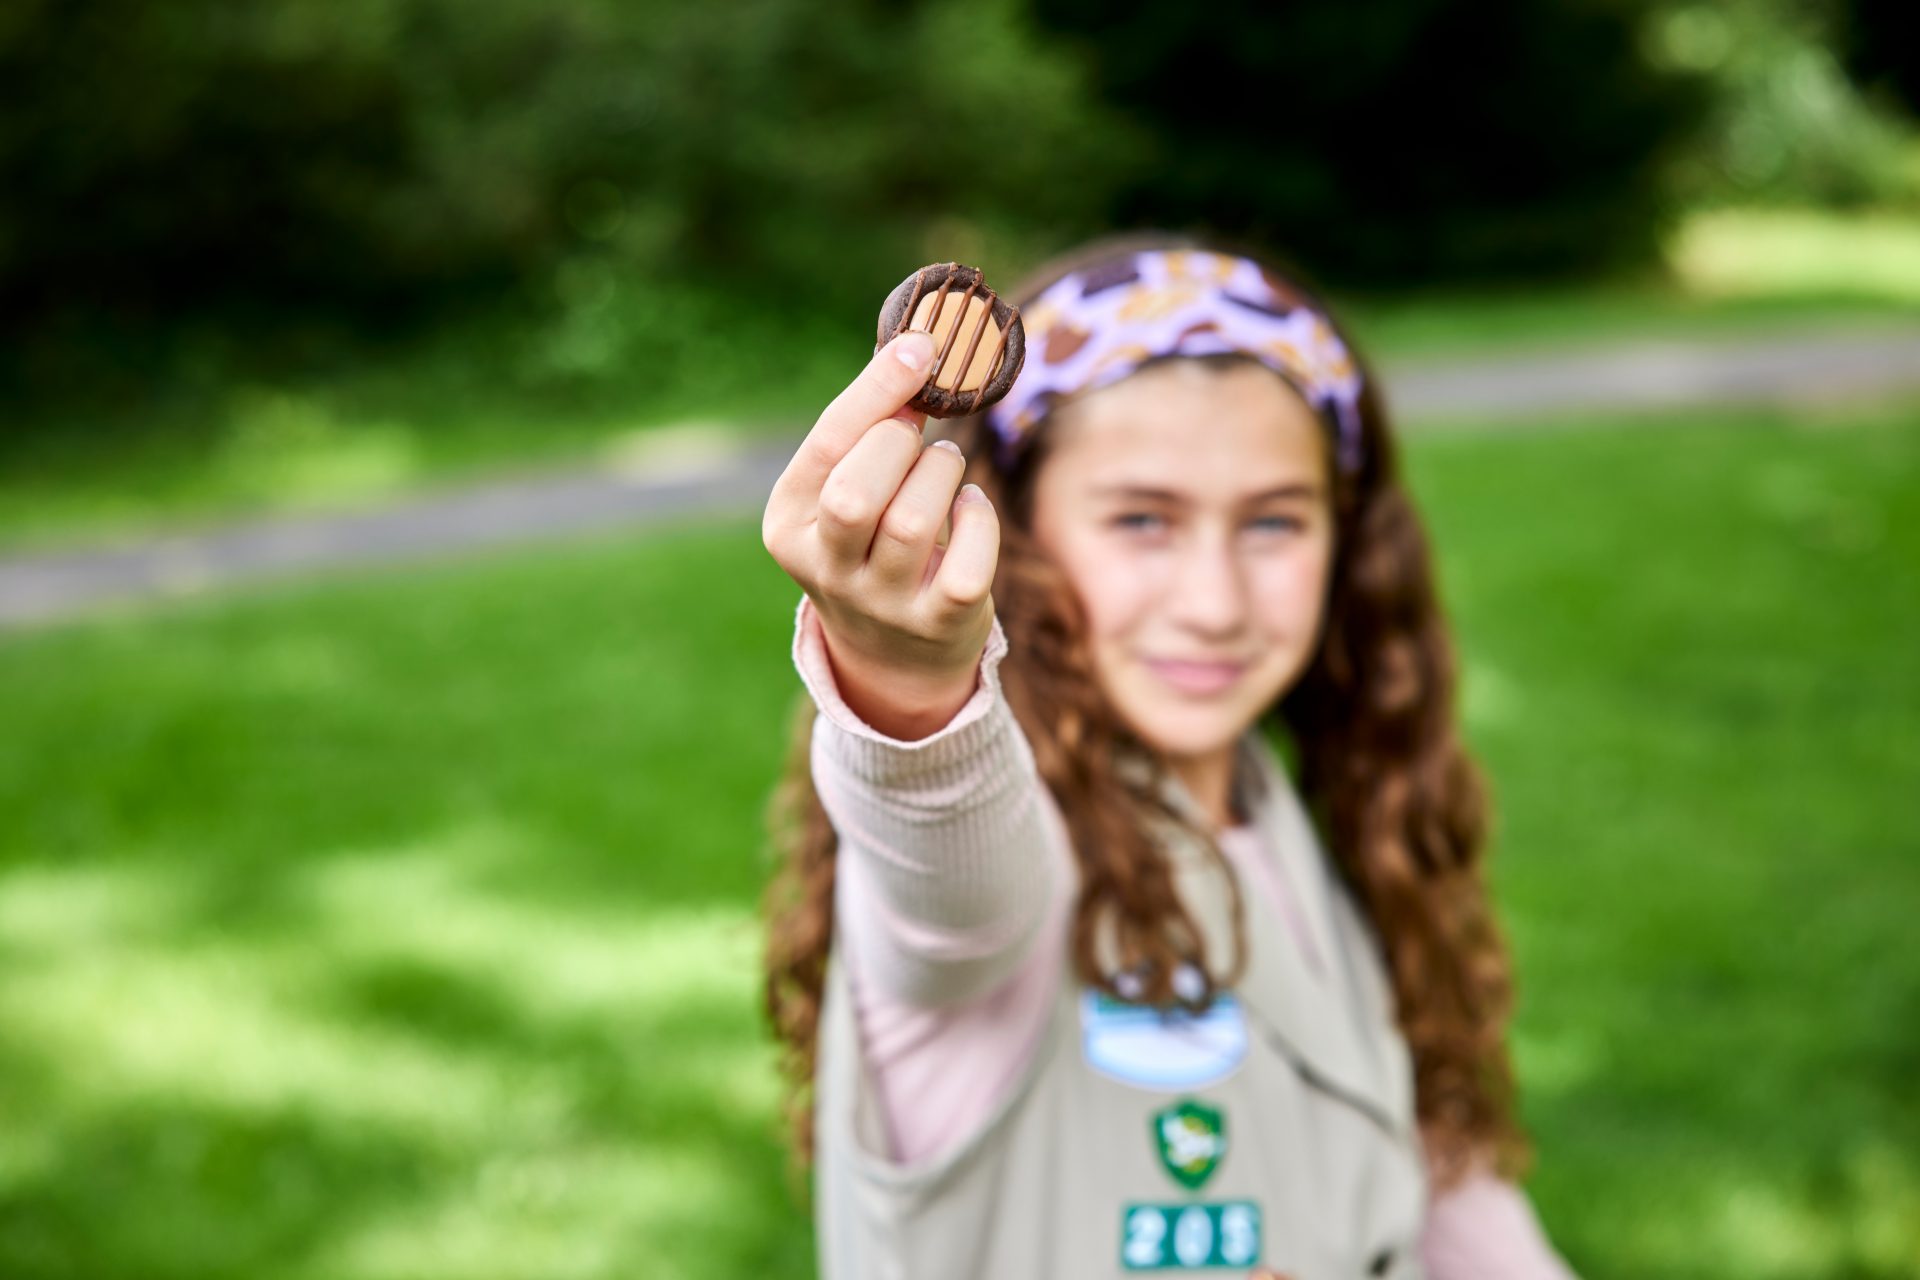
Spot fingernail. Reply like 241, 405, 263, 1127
931, 439, 961, 456
893, 330, 934, 372
957, 482, 985, 504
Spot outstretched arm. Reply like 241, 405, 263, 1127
793, 591, 1059, 1010
792, 591, 1066, 1166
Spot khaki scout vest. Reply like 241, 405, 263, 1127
814, 727, 1429, 1280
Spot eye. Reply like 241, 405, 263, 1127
1111, 512, 1167, 532
1250, 514, 1304, 533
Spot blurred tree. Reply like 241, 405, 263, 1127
1646, 0, 1920, 209
1837, 0, 1920, 117
16, 0, 1855, 396
0, 0, 1132, 383
0, 0, 531, 341
1024, 0, 1716, 286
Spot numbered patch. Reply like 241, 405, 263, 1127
1119, 1201, 1262, 1271
1080, 989, 1249, 1091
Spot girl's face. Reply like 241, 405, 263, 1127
1029, 358, 1336, 767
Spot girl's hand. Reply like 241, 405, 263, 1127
763, 328, 1003, 741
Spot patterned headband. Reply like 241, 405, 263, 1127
984, 247, 1365, 475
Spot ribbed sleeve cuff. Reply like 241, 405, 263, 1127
791, 591, 1015, 788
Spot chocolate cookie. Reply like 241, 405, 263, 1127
875, 262, 1025, 417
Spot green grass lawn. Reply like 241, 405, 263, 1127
5, 206, 1918, 556
1, 398, 1917, 1279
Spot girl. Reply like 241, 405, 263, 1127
760, 230, 1579, 1279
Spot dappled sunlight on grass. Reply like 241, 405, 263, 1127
1456, 654, 1523, 733
1, 917, 509, 1133
1550, 1143, 1920, 1279
0, 834, 800, 1279
1507, 1025, 1608, 1101
1410, 399, 1920, 1280
0, 826, 774, 1120
302, 832, 760, 1021
0, 523, 820, 1274
1701, 1160, 1899, 1277
314, 1142, 741, 1280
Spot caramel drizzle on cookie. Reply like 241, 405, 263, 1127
900, 267, 1010, 412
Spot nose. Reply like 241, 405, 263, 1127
1165, 527, 1248, 637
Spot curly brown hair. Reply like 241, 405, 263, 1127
762, 228, 1530, 1194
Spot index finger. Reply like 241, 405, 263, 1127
772, 329, 938, 509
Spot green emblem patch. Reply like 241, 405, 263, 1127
1151, 1099, 1227, 1191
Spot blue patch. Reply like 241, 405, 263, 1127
1080, 989, 1249, 1091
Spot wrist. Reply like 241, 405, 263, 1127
821, 630, 985, 743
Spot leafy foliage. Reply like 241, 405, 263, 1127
0, 0, 1128, 354
1025, 0, 1716, 285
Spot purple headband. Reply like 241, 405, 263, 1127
984, 248, 1365, 475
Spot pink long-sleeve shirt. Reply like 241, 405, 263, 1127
792, 592, 1580, 1279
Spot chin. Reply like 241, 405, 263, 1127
1117, 695, 1256, 759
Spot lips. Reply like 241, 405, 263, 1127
1144, 657, 1247, 695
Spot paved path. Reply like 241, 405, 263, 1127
4, 322, 1918, 630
